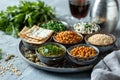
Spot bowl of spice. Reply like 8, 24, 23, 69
67, 44, 99, 65
85, 33, 116, 53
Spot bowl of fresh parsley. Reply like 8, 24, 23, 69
40, 20, 68, 32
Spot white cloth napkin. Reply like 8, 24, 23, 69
91, 50, 120, 80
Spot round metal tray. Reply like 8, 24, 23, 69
19, 41, 96, 73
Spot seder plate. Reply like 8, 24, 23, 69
19, 41, 97, 73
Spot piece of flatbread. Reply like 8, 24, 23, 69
18, 25, 53, 44
18, 26, 29, 37
19, 26, 29, 34
25, 26, 53, 40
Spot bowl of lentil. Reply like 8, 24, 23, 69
53, 31, 83, 47
67, 44, 99, 65
84, 33, 116, 53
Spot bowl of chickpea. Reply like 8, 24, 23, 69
53, 31, 83, 47
67, 44, 99, 65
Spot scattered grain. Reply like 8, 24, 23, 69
4, 54, 15, 62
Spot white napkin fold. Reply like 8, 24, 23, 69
91, 50, 120, 80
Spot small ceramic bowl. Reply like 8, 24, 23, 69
84, 33, 116, 53
22, 40, 40, 50
22, 37, 52, 50
53, 31, 83, 48
35, 42, 66, 65
67, 44, 99, 65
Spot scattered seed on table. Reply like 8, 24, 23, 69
4, 54, 15, 62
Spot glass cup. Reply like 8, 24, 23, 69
67, 0, 91, 26
69, 0, 90, 19
56, 0, 91, 27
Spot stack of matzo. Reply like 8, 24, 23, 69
18, 25, 54, 44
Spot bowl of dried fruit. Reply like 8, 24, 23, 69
67, 44, 99, 65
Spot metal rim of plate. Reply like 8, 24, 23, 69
19, 40, 95, 73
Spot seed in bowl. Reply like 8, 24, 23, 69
73, 22, 99, 34
87, 34, 114, 45
54, 31, 82, 44
70, 46, 96, 58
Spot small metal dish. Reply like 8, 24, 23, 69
19, 40, 100, 72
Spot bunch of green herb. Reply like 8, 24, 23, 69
41, 20, 66, 32
0, 0, 55, 37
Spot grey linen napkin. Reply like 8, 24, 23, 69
91, 50, 120, 80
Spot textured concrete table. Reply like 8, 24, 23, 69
0, 0, 120, 80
